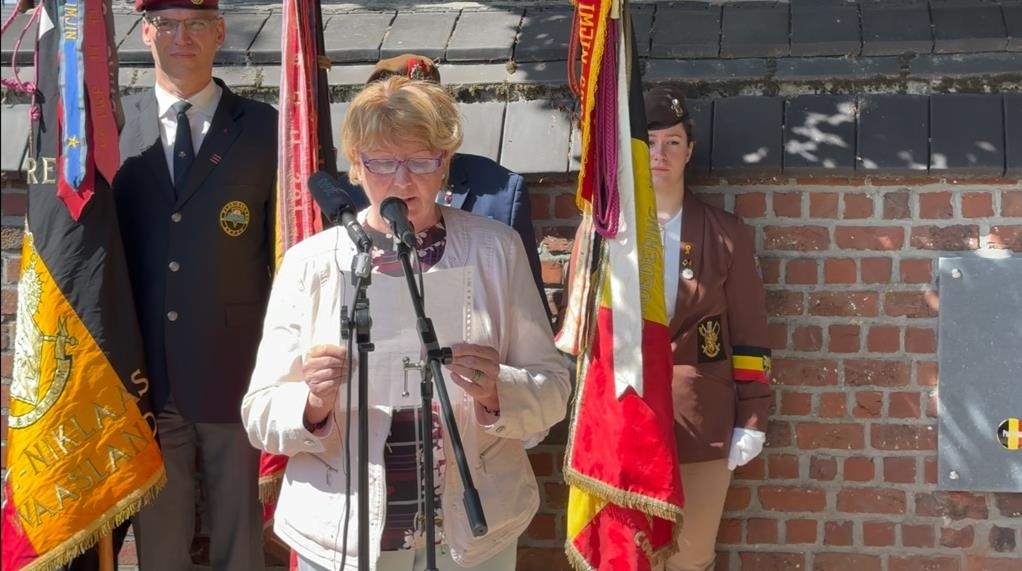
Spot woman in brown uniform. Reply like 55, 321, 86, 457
644, 86, 773, 571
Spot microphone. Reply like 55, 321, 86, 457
307, 171, 372, 252
380, 196, 416, 249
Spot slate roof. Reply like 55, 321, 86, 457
3, 1, 1021, 177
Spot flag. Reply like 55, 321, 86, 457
558, 1, 684, 569
260, 0, 333, 525
1, 1, 165, 569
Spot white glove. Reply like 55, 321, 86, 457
727, 428, 766, 471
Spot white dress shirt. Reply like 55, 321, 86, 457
660, 207, 683, 322
154, 80, 222, 180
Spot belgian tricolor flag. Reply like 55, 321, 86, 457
1, 1, 164, 569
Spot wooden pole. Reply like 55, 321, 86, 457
97, 532, 114, 571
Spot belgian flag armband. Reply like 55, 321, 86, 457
732, 346, 771, 384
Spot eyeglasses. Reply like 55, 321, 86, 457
360, 155, 444, 175
144, 15, 220, 35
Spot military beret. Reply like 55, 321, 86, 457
644, 86, 690, 131
135, 0, 218, 11
367, 54, 441, 85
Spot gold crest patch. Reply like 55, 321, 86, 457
697, 315, 725, 363
219, 201, 250, 237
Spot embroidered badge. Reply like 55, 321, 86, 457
697, 315, 725, 363
219, 200, 250, 237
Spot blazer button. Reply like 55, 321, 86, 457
168, 261, 180, 272
167, 310, 179, 321
171, 212, 182, 222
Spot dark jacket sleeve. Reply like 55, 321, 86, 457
723, 219, 772, 433
507, 173, 550, 322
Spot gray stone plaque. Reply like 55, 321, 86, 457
937, 256, 1022, 492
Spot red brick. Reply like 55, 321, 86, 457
837, 488, 906, 514
989, 224, 1022, 250
823, 258, 857, 284
768, 323, 788, 350
760, 256, 782, 284
758, 486, 828, 512
516, 547, 574, 571
884, 457, 917, 483
842, 193, 875, 219
735, 192, 767, 218
3, 256, 21, 283
780, 391, 812, 415
540, 260, 563, 286
524, 512, 556, 540
867, 325, 901, 353
768, 454, 800, 479
925, 391, 938, 417
792, 325, 823, 351
966, 556, 1022, 571
827, 324, 860, 353
764, 225, 830, 251
810, 192, 839, 218
809, 291, 879, 317
889, 556, 960, 571
900, 258, 934, 284
810, 455, 838, 481
767, 421, 794, 448
918, 191, 954, 219
739, 552, 805, 569
786, 258, 818, 284
747, 517, 779, 543
818, 392, 848, 418
853, 391, 884, 418
772, 358, 838, 386
735, 455, 766, 481
824, 520, 854, 546
863, 521, 896, 547
835, 226, 905, 250
961, 192, 994, 218
813, 553, 883, 571
989, 525, 1017, 553
530, 193, 551, 220
994, 493, 1022, 517
860, 257, 892, 284
1003, 190, 1022, 216
766, 290, 805, 316
844, 457, 876, 482
0, 192, 27, 217
924, 456, 938, 485
552, 193, 580, 219
916, 361, 938, 386
940, 525, 975, 549
902, 524, 936, 547
543, 482, 567, 509
797, 422, 865, 450
845, 359, 911, 387
773, 192, 802, 217
916, 491, 989, 520
910, 225, 980, 250
786, 519, 818, 544
716, 518, 742, 544
723, 486, 751, 511
883, 191, 911, 219
528, 452, 554, 477
884, 291, 939, 318
873, 424, 936, 451
0, 287, 17, 316
889, 391, 922, 419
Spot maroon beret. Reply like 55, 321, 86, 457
367, 54, 441, 85
135, 0, 219, 12
644, 86, 690, 131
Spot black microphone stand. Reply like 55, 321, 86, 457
339, 238, 374, 571
393, 240, 487, 571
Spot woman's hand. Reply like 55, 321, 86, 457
303, 344, 351, 427
448, 342, 501, 412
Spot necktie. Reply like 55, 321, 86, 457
172, 100, 194, 196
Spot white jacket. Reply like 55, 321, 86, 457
242, 207, 571, 570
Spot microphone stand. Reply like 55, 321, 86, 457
340, 240, 373, 571
394, 240, 487, 571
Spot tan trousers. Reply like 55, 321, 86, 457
663, 459, 732, 571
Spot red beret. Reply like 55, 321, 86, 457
135, 0, 219, 11
367, 54, 441, 85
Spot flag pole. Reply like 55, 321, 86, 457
97, 533, 114, 571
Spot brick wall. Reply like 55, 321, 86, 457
3, 174, 1021, 569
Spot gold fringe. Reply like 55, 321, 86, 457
258, 472, 284, 506
564, 466, 683, 523
565, 541, 597, 571
23, 467, 167, 571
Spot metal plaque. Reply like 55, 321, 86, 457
938, 256, 1022, 492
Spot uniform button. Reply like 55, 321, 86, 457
495, 425, 506, 434
171, 212, 182, 222
168, 261, 180, 272
167, 310, 178, 321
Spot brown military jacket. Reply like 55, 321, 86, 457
669, 192, 772, 463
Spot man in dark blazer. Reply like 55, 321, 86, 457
342, 55, 549, 319
112, 1, 274, 569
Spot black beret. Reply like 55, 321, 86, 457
644, 86, 690, 131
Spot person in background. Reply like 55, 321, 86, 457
644, 86, 773, 571
340, 54, 549, 320
242, 76, 570, 571
112, 1, 276, 568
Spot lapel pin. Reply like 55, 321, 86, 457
681, 268, 695, 280
210, 154, 222, 165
